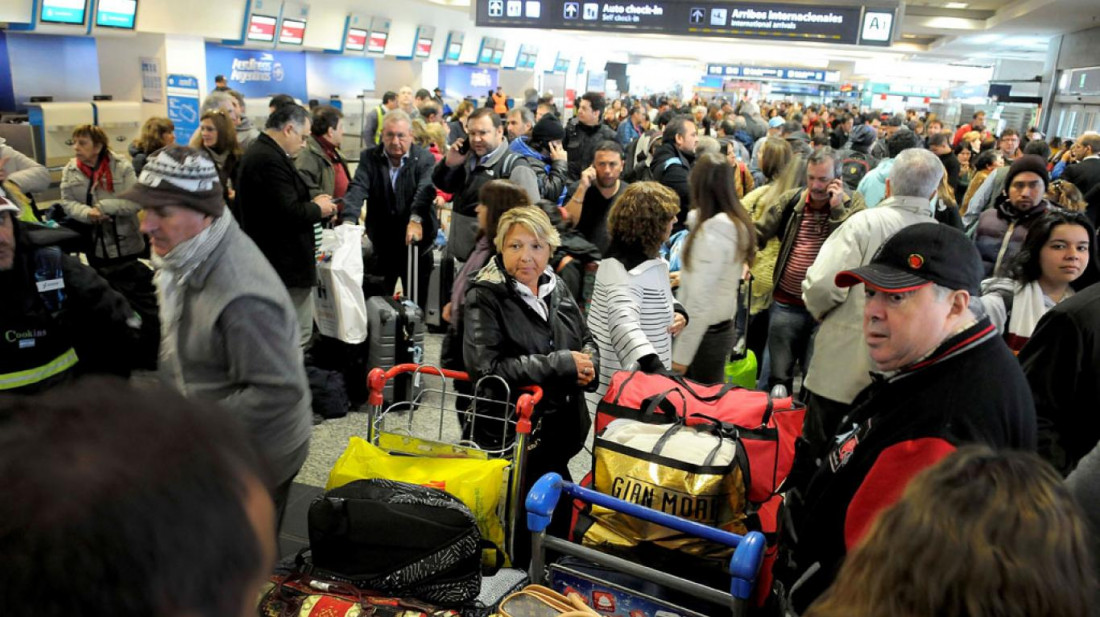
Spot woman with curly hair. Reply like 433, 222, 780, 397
806, 446, 1095, 617
129, 117, 175, 175
586, 182, 686, 408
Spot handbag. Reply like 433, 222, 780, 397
596, 370, 804, 501
497, 585, 599, 617
584, 417, 749, 560
314, 224, 368, 344
306, 479, 485, 605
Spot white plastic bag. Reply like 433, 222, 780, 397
314, 224, 368, 343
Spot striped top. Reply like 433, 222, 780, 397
776, 205, 832, 303
585, 258, 677, 412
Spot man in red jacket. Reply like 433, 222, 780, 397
783, 223, 1037, 612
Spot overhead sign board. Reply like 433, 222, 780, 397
477, 0, 893, 46
706, 64, 841, 83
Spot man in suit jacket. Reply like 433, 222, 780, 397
236, 103, 338, 347
1063, 132, 1100, 224
343, 109, 437, 303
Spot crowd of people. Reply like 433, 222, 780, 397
2, 83, 1100, 616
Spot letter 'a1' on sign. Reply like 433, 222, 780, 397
861, 10, 893, 43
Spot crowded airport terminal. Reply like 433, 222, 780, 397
2, 0, 1100, 614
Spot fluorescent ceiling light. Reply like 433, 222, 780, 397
943, 2, 968, 8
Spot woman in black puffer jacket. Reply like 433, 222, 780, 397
463, 206, 599, 566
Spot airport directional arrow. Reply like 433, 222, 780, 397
690, 8, 704, 23
564, 2, 578, 17
489, 0, 503, 15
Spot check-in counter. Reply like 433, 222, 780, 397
26, 102, 95, 167
93, 101, 142, 154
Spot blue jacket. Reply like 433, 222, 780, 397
617, 119, 641, 146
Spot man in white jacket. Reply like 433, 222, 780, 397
801, 148, 944, 458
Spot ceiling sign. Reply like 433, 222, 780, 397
477, 0, 895, 46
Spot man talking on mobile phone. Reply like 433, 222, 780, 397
754, 147, 866, 399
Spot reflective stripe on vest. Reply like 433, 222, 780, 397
0, 348, 79, 391
373, 106, 385, 145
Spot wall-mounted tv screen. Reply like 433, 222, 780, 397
491, 49, 504, 65
368, 31, 388, 54
346, 28, 367, 51
246, 14, 278, 42
95, 0, 137, 28
479, 47, 493, 64
41, 0, 87, 24
279, 18, 306, 45
447, 42, 462, 62
415, 38, 432, 58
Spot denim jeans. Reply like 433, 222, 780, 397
765, 300, 817, 396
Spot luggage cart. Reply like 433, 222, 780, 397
366, 363, 543, 562
525, 473, 767, 617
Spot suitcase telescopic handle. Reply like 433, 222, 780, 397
525, 473, 767, 603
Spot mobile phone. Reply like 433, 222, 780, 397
457, 139, 470, 155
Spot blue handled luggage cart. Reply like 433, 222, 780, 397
525, 472, 766, 617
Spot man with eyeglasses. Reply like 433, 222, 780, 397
432, 107, 539, 262
344, 109, 437, 302
237, 103, 337, 347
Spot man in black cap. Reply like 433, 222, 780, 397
782, 223, 1037, 612
974, 154, 1052, 276
508, 112, 570, 203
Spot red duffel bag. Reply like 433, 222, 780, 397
596, 370, 805, 502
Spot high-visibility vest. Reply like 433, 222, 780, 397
373, 106, 385, 145
0, 246, 81, 393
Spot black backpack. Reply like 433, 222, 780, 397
840, 150, 872, 191
305, 365, 350, 419
306, 479, 484, 605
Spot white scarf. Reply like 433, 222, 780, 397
1008, 280, 1070, 346
151, 213, 232, 390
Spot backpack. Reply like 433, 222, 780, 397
306, 479, 485, 605
841, 150, 872, 191
305, 365, 350, 419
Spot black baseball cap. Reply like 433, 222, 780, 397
835, 223, 983, 295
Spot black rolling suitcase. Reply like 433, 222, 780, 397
366, 245, 426, 404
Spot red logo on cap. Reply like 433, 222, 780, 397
908, 254, 925, 270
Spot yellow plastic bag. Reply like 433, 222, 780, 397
327, 437, 510, 565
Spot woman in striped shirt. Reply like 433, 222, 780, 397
586, 182, 688, 412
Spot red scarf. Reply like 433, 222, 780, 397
76, 153, 114, 194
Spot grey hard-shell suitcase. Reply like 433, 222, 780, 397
366, 246, 426, 403
425, 245, 455, 331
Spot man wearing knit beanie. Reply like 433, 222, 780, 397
974, 154, 1053, 276
125, 145, 311, 526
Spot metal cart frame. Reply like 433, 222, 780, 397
525, 472, 767, 617
366, 363, 543, 561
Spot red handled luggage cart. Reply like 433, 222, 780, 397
365, 363, 542, 564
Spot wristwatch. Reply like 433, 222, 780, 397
409, 215, 423, 224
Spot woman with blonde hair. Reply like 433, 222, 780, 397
586, 182, 685, 408
1047, 178, 1089, 212
462, 205, 598, 565
129, 117, 175, 175
672, 152, 756, 382
806, 446, 1095, 617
